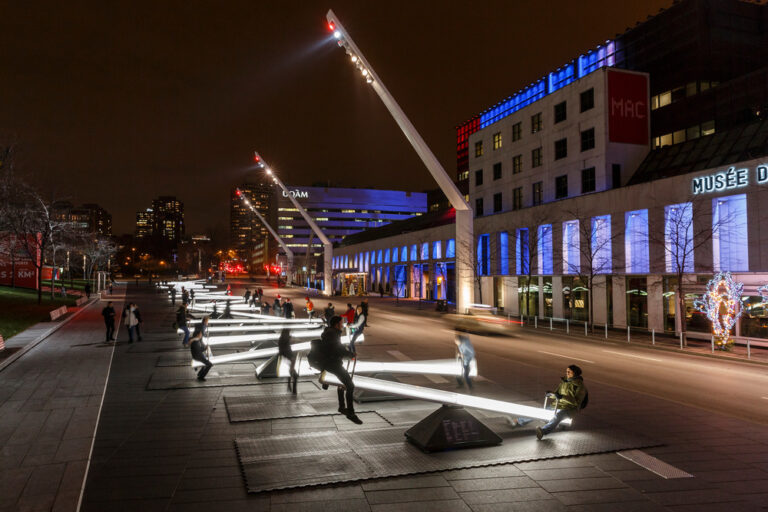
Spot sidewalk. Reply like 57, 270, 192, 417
0, 284, 125, 512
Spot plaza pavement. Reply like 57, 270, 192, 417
1, 280, 767, 511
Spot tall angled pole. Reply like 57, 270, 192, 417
253, 152, 333, 296
325, 10, 474, 313
236, 188, 294, 286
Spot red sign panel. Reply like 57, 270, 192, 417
0, 233, 41, 289
607, 70, 649, 145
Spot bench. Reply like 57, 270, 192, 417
75, 296, 88, 306
49, 305, 68, 321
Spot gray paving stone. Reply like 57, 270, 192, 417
371, 499, 471, 512
538, 477, 626, 493
469, 501, 566, 512
566, 501, 668, 512
445, 465, 526, 480
361, 474, 450, 491
459, 487, 553, 504
553, 487, 648, 506
522, 467, 607, 481
366, 486, 461, 504
449, 476, 539, 492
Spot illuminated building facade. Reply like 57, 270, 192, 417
54, 202, 112, 236
230, 179, 277, 271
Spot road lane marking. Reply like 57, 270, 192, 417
603, 350, 662, 362
762, 397, 768, 400
537, 351, 594, 364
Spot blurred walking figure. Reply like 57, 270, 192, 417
101, 301, 116, 342
123, 303, 139, 343
454, 330, 475, 390
348, 305, 366, 355
283, 298, 294, 319
305, 297, 315, 321
536, 365, 588, 440
244, 289, 251, 304
190, 316, 213, 381
278, 328, 298, 395
323, 303, 335, 325
176, 303, 192, 346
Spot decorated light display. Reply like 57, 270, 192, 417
758, 284, 768, 305
693, 271, 743, 349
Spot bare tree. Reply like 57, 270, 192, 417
647, 195, 736, 346
562, 209, 622, 331
77, 235, 117, 282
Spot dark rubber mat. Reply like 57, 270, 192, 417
236, 425, 660, 493
224, 393, 378, 422
155, 354, 252, 367
146, 366, 318, 390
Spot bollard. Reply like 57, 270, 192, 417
535, 316, 538, 329
550, 318, 553, 331
605, 323, 608, 339
747, 338, 751, 359
520, 314, 523, 325
679, 332, 683, 349
584, 322, 588, 336
566, 319, 569, 334
652, 329, 655, 345
711, 336, 715, 353
627, 325, 630, 343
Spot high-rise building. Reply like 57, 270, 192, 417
135, 209, 152, 239
230, 178, 277, 270
151, 196, 184, 242
53, 202, 113, 236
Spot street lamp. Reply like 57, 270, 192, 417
325, 11, 474, 313
253, 151, 333, 296
236, 187, 295, 286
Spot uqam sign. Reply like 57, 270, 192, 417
692, 164, 768, 194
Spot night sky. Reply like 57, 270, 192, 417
0, 1, 670, 235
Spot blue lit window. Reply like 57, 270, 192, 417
353, 254, 358, 268
384, 248, 390, 263
477, 234, 490, 276
446, 239, 456, 259
401, 246, 408, 262
625, 210, 649, 274
713, 194, 748, 272
421, 243, 429, 260
377, 250, 383, 264
410, 244, 418, 261
516, 228, 529, 275
664, 203, 693, 273
394, 265, 407, 298
364, 252, 369, 272
591, 215, 612, 274
499, 232, 509, 275
537, 225, 553, 275
562, 220, 580, 274
344, 255, 349, 268
432, 241, 442, 260
391, 247, 397, 263
370, 251, 376, 267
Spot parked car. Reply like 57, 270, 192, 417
444, 305, 517, 336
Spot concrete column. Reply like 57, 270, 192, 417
693, 198, 713, 272
592, 275, 607, 325
505, 277, 519, 316
537, 275, 544, 318
552, 276, 564, 319
612, 275, 627, 328
648, 206, 666, 274
647, 274, 664, 332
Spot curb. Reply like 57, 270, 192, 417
0, 297, 100, 373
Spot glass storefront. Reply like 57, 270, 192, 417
543, 277, 553, 317
663, 276, 677, 332
562, 277, 588, 322
626, 277, 648, 328
518, 276, 538, 317
740, 295, 768, 339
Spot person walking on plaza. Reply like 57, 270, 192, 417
189, 288, 195, 306
257, 287, 264, 302
278, 328, 298, 394
323, 302, 335, 325
190, 316, 213, 381
273, 296, 282, 317
123, 303, 139, 343
244, 289, 251, 304
454, 330, 475, 390
348, 305, 366, 355
343, 303, 355, 326
305, 297, 315, 321
536, 365, 588, 440
378, 282, 383, 298
283, 298, 294, 319
361, 298, 369, 326
176, 304, 192, 347
222, 299, 233, 319
101, 301, 116, 342
262, 300, 271, 316
84, 282, 91, 299
133, 303, 144, 341
181, 287, 189, 306
308, 316, 362, 424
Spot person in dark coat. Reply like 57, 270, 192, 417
278, 328, 298, 394
262, 300, 270, 316
283, 298, 294, 319
222, 300, 233, 319
308, 316, 361, 424
189, 288, 195, 305
189, 316, 213, 381
244, 289, 251, 304
455, 330, 475, 390
101, 301, 116, 342
360, 298, 369, 326
170, 287, 177, 305
536, 365, 588, 440
84, 282, 91, 298
323, 303, 335, 325
176, 304, 192, 346
181, 287, 189, 306
348, 305, 366, 355
133, 304, 144, 341
273, 296, 282, 317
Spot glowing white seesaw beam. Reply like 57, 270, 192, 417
177, 323, 317, 334
205, 328, 325, 346
191, 334, 365, 367
187, 317, 322, 325
320, 373, 563, 422
267, 357, 477, 378
189, 310, 317, 322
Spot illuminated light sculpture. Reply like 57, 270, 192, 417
236, 187, 294, 286
203, 327, 325, 347
177, 323, 317, 335
325, 11, 474, 314
188, 316, 321, 325
758, 284, 768, 304
693, 271, 743, 349
262, 357, 478, 378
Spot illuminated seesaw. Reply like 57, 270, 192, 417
188, 317, 323, 325
259, 356, 477, 378
201, 327, 326, 347
177, 323, 317, 335
191, 333, 365, 367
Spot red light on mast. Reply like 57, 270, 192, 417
235, 189, 241, 196
327, 21, 335, 32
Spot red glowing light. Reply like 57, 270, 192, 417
253, 153, 261, 163
235, 189, 241, 196
328, 21, 335, 32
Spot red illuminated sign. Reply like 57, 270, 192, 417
0, 233, 41, 289
607, 70, 649, 145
